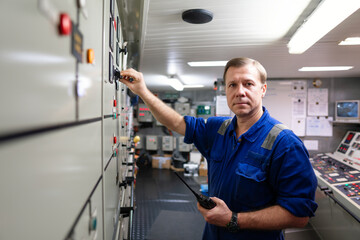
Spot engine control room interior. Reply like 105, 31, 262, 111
1, 0, 360, 240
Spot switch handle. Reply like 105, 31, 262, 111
114, 68, 133, 82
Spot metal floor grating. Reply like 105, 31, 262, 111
131, 168, 201, 240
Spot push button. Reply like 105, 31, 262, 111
87, 49, 95, 64
59, 13, 72, 35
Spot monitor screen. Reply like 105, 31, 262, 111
337, 101, 359, 118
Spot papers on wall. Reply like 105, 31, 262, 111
291, 81, 307, 117
290, 81, 307, 136
262, 80, 333, 137
306, 116, 333, 136
292, 117, 306, 136
308, 88, 328, 116
303, 140, 319, 151
215, 95, 231, 116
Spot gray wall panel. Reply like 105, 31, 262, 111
71, 180, 104, 240
0, 122, 101, 240
78, 0, 104, 120
103, 117, 117, 163
103, 157, 120, 239
0, 1, 79, 133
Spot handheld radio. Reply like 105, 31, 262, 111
174, 171, 216, 209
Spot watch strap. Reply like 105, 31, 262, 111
226, 211, 240, 232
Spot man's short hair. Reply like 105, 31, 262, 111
223, 57, 267, 84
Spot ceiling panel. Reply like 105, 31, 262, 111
137, 0, 360, 91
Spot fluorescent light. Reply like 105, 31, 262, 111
183, 84, 204, 88
168, 75, 184, 91
188, 61, 227, 67
299, 66, 353, 71
288, 0, 360, 54
339, 37, 360, 45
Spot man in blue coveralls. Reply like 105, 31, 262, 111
120, 57, 318, 240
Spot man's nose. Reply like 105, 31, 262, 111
235, 84, 246, 97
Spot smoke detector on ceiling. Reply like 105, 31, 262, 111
182, 9, 213, 24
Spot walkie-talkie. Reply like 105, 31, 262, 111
174, 171, 216, 209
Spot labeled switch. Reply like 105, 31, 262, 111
59, 13, 72, 35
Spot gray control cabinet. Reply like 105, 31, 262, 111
0, 0, 136, 239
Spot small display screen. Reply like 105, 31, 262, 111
345, 132, 355, 144
337, 102, 359, 117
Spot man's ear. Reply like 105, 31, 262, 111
261, 83, 267, 98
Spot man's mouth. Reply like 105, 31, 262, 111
234, 102, 247, 106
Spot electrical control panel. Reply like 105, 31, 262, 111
175, 102, 191, 116
146, 135, 158, 150
178, 136, 192, 152
162, 136, 174, 151
0, 1, 136, 240
335, 181, 360, 206
138, 103, 153, 122
311, 131, 360, 218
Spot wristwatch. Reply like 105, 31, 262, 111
226, 212, 240, 233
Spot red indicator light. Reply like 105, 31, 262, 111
113, 136, 117, 144
59, 13, 72, 35
113, 100, 117, 107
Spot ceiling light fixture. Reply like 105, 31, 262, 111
288, 0, 360, 54
339, 37, 360, 45
168, 75, 184, 91
299, 66, 353, 71
188, 61, 227, 67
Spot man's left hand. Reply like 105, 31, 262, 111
197, 197, 232, 227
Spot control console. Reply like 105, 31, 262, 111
310, 131, 360, 214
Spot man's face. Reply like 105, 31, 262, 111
225, 65, 267, 118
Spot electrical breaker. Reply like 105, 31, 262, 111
146, 135, 158, 150
162, 136, 174, 151
138, 103, 153, 122
175, 102, 190, 116
178, 136, 192, 152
